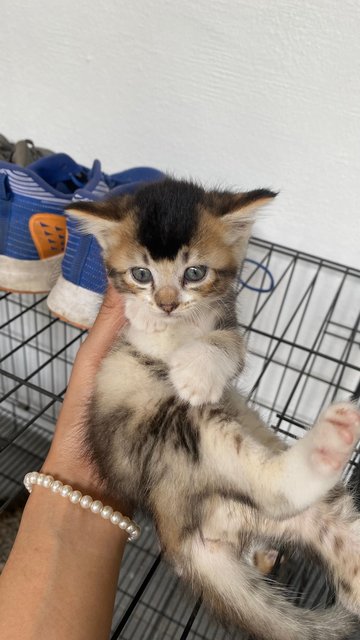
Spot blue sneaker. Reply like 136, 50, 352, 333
0, 153, 108, 293
47, 167, 165, 328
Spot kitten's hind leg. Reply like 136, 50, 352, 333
253, 548, 281, 575
269, 488, 360, 618
280, 403, 360, 511
202, 402, 360, 518
183, 533, 354, 640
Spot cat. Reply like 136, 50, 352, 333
68, 178, 360, 640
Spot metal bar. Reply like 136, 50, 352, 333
178, 598, 202, 640
247, 348, 353, 395
274, 269, 348, 429
111, 555, 162, 639
242, 327, 360, 372
248, 267, 323, 396
0, 330, 84, 405
0, 317, 58, 364
0, 391, 65, 455
0, 295, 48, 331
250, 236, 360, 276
0, 367, 66, 403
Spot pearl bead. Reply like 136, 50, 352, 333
30, 472, 39, 485
60, 484, 72, 497
119, 517, 131, 530
23, 471, 140, 542
110, 511, 122, 525
37, 473, 46, 485
100, 506, 113, 520
51, 480, 63, 493
130, 526, 140, 540
90, 500, 103, 514
43, 475, 54, 488
80, 495, 93, 509
69, 490, 82, 504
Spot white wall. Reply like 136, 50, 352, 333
1, 0, 359, 268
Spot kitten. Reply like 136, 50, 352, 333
68, 178, 360, 640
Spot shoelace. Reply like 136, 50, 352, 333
57, 171, 91, 194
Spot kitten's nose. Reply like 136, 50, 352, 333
159, 301, 179, 314
154, 286, 179, 314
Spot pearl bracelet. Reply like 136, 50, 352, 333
24, 471, 140, 541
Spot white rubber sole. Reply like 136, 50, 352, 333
47, 274, 104, 329
0, 254, 63, 293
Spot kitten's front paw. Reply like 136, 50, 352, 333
311, 403, 360, 475
169, 342, 228, 406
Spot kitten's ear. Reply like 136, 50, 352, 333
209, 189, 277, 245
66, 195, 133, 251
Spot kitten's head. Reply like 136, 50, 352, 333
66, 178, 276, 327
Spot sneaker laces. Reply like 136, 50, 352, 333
67, 171, 89, 189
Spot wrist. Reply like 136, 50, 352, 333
42, 453, 100, 497
22, 483, 130, 554
2, 481, 127, 640
37, 460, 134, 520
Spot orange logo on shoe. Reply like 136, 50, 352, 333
29, 213, 67, 259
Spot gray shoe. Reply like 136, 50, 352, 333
0, 133, 54, 167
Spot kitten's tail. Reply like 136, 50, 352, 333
188, 537, 355, 640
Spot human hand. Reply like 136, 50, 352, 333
43, 285, 127, 500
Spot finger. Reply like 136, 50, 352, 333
81, 284, 127, 359
59, 284, 126, 417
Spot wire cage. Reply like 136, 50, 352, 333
0, 236, 360, 639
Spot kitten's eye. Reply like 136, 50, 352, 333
131, 267, 153, 283
184, 265, 207, 283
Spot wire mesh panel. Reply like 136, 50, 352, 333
0, 237, 359, 639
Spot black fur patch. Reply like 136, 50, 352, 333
127, 346, 169, 380
205, 405, 228, 421
133, 397, 200, 465
86, 405, 135, 499
324, 484, 345, 505
340, 578, 352, 595
202, 402, 238, 424
217, 488, 257, 509
205, 188, 277, 217
181, 487, 257, 540
148, 398, 200, 462
134, 179, 205, 260
227, 189, 277, 210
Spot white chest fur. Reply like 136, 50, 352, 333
124, 300, 218, 362
124, 321, 201, 361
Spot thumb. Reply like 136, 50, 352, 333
78, 284, 127, 367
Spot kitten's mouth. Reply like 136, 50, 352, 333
152, 307, 183, 320
160, 310, 181, 319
